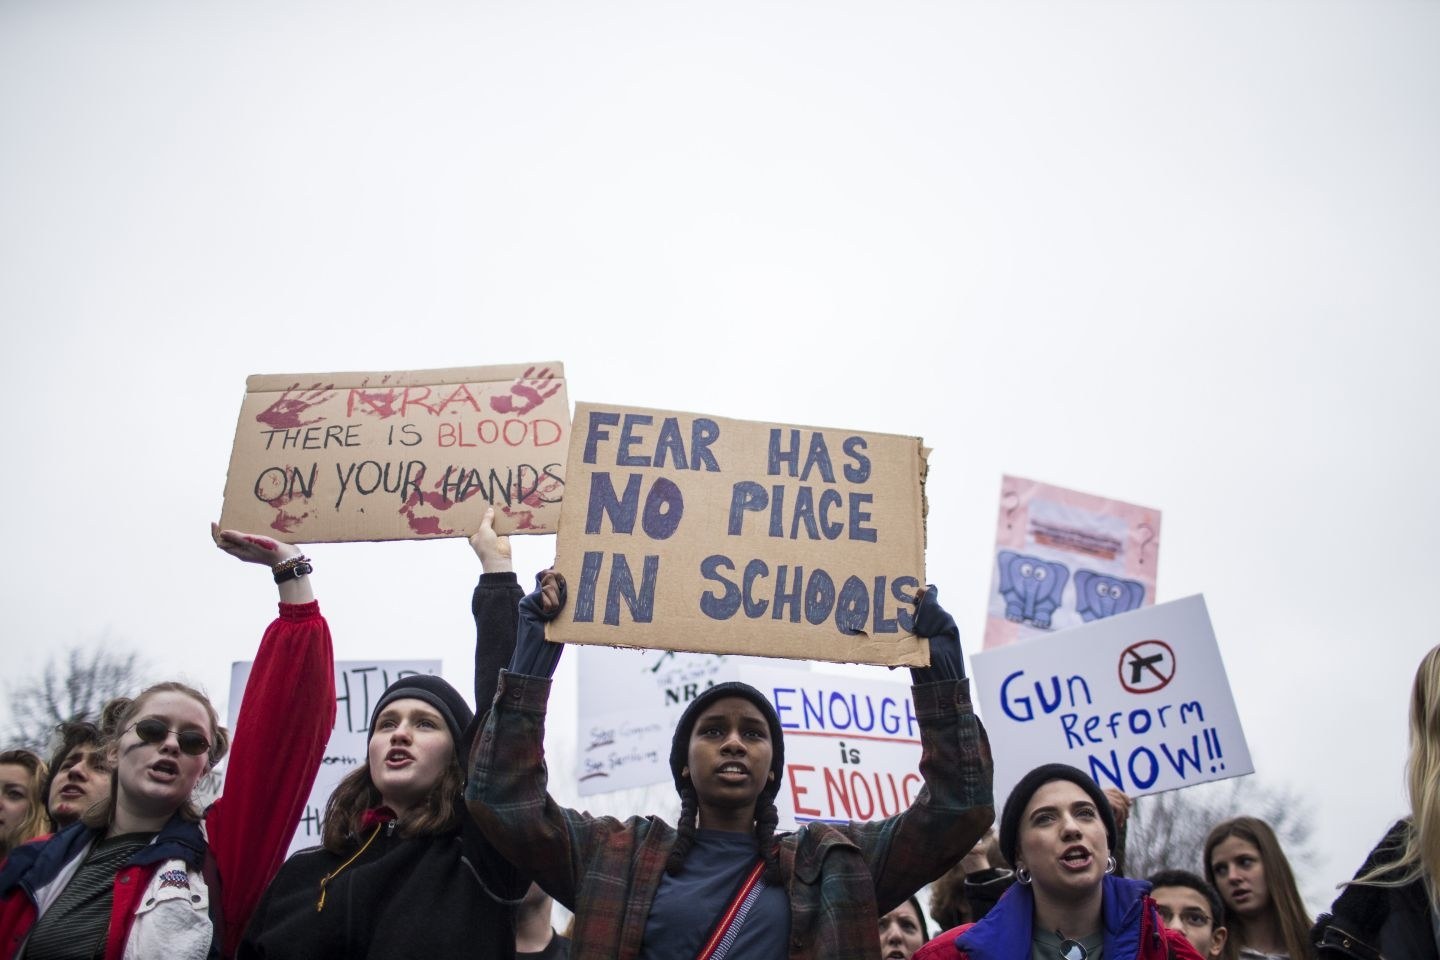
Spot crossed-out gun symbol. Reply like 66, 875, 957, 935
1126, 651, 1167, 685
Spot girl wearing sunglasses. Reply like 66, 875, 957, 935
915, 765, 1203, 960
0, 526, 335, 960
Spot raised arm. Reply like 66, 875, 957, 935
467, 572, 600, 908
844, 586, 995, 914
206, 525, 336, 959
468, 507, 523, 738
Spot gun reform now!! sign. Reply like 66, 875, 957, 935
550, 402, 929, 667
970, 595, 1252, 803
219, 364, 569, 540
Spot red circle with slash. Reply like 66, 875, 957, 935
1118, 639, 1176, 694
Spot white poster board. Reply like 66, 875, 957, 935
971, 595, 1250, 805
575, 645, 736, 795
749, 667, 922, 829
576, 646, 919, 830
227, 659, 443, 857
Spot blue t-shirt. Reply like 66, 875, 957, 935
639, 829, 789, 960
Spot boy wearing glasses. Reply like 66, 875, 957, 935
1147, 870, 1230, 960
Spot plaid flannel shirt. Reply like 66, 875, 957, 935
467, 667, 993, 960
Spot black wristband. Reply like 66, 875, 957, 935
273, 560, 313, 584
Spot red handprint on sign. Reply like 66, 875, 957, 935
256, 382, 336, 429
499, 469, 564, 531
489, 367, 561, 416
254, 465, 313, 533
399, 481, 460, 537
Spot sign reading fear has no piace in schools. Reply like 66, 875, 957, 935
550, 402, 930, 667
219, 364, 570, 540
970, 595, 1252, 804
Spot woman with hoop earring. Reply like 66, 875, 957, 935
916, 764, 1203, 960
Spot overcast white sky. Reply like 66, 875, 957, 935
2, 0, 1437, 913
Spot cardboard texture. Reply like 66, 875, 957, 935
219, 363, 569, 541
551, 402, 928, 666
982, 475, 1161, 649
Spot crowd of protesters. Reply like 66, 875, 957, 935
0, 508, 1429, 960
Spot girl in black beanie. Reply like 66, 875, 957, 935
915, 764, 1200, 960
468, 567, 994, 960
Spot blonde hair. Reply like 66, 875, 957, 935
81, 682, 231, 830
0, 749, 51, 856
1351, 644, 1440, 903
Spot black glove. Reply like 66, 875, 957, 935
507, 572, 567, 679
908, 585, 966, 685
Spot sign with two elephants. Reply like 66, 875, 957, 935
219, 364, 569, 541
982, 475, 1161, 649
550, 402, 929, 666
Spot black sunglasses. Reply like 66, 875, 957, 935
130, 717, 211, 757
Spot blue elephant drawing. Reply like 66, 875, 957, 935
996, 551, 1070, 628
1074, 570, 1146, 621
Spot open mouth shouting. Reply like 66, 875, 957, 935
148, 758, 181, 782
714, 761, 751, 783
57, 783, 89, 802
385, 748, 415, 769
1059, 845, 1094, 872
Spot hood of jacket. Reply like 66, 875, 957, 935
956, 873, 1159, 960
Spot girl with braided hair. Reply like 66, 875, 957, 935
466, 564, 995, 960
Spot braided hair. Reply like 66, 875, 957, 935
666, 682, 788, 882
665, 782, 700, 876
665, 780, 784, 884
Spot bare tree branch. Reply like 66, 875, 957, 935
3, 644, 146, 752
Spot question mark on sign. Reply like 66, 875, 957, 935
1001, 490, 1020, 532
1135, 521, 1156, 566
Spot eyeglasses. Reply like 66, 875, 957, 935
128, 717, 211, 757
1154, 906, 1212, 928
1056, 932, 1088, 960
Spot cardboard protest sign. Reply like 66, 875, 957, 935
220, 364, 569, 541
983, 475, 1160, 649
552, 402, 928, 666
970, 595, 1251, 804
574, 646, 922, 830
226, 659, 442, 858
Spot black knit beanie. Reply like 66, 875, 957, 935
669, 682, 785, 804
368, 674, 474, 762
999, 763, 1117, 866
